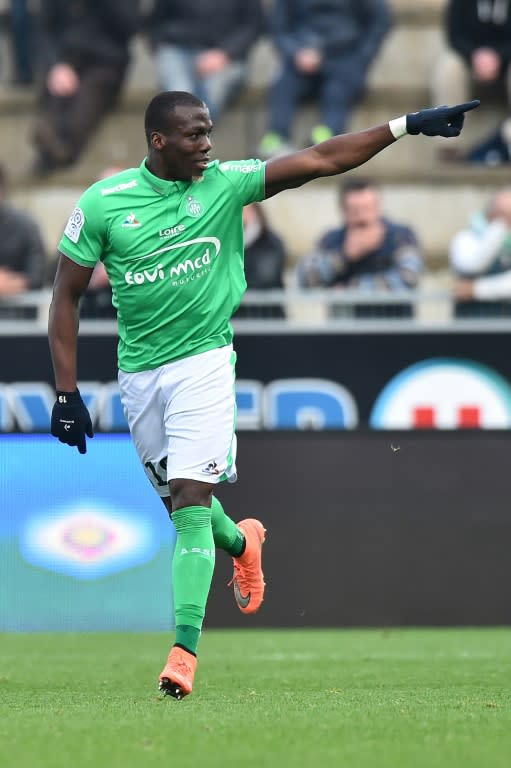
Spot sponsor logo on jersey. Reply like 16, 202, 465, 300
64, 207, 85, 243
186, 196, 203, 217
219, 161, 260, 174
169, 249, 211, 281
123, 237, 221, 287
121, 212, 141, 228
370, 358, 511, 429
159, 224, 186, 239
124, 249, 213, 286
101, 179, 138, 196
125, 264, 166, 285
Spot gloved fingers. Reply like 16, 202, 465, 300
77, 433, 87, 454
85, 418, 94, 439
439, 113, 464, 137
58, 435, 79, 447
441, 125, 462, 137
450, 113, 465, 129
446, 99, 480, 116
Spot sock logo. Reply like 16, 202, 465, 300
180, 547, 214, 557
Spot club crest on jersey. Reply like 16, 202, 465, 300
121, 212, 142, 228
186, 196, 203, 218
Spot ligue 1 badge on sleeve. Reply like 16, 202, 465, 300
64, 207, 85, 243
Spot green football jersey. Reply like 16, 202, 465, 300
59, 159, 266, 372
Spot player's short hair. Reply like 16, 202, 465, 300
144, 91, 206, 142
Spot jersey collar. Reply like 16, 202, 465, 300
139, 159, 192, 196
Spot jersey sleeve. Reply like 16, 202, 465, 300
217, 159, 266, 205
58, 184, 107, 268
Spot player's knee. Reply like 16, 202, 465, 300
169, 478, 213, 511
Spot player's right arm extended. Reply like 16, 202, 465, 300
264, 101, 480, 198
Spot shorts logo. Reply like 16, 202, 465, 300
64, 207, 85, 243
186, 196, 203, 217
122, 212, 141, 228
202, 460, 220, 475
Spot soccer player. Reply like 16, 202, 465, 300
48, 91, 479, 699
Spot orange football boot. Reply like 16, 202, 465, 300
229, 518, 266, 614
158, 646, 197, 700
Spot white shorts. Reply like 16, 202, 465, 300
118, 345, 238, 497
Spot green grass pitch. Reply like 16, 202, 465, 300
1, 628, 510, 768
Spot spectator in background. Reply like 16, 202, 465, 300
463, 113, 511, 165
235, 202, 287, 318
258, 0, 392, 159
31, 0, 140, 176
0, 164, 46, 316
146, 0, 264, 124
451, 187, 511, 317
432, 0, 511, 163
8, 0, 38, 86
297, 178, 423, 318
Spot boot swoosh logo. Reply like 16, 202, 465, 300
233, 581, 251, 609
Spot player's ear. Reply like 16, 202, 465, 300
150, 131, 166, 150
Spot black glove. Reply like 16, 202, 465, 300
51, 389, 94, 454
407, 100, 480, 138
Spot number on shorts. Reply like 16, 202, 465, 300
144, 457, 168, 487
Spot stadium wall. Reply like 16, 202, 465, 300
2, 328, 511, 629
1, 432, 510, 630
211, 432, 511, 628
4, 329, 511, 431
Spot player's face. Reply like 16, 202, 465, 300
157, 105, 213, 179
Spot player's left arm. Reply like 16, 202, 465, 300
48, 253, 94, 392
264, 101, 480, 199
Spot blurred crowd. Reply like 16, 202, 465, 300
1, 0, 511, 319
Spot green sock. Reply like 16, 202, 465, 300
211, 495, 245, 556
174, 625, 201, 656
171, 505, 215, 655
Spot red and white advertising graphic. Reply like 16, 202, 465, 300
370, 358, 511, 429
